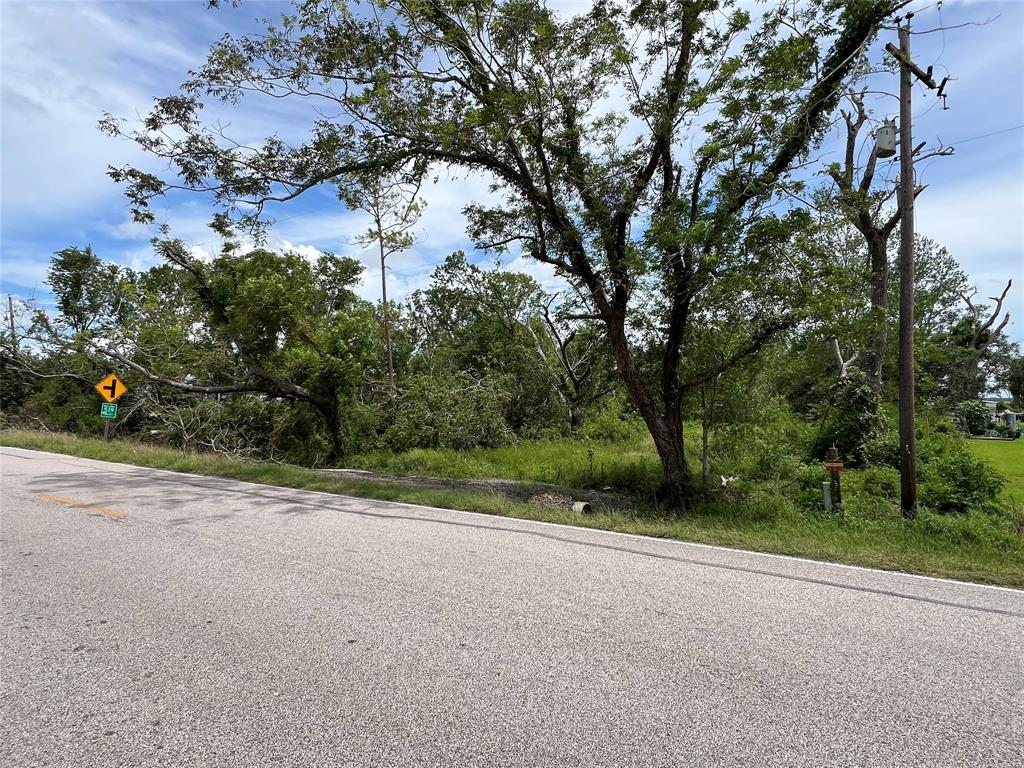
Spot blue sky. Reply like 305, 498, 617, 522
1, 0, 1022, 340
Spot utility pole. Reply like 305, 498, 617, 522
885, 12, 947, 519
376, 212, 396, 391
7, 295, 17, 353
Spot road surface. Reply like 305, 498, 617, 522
1, 446, 1022, 767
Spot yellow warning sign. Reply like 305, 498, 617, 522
95, 373, 127, 403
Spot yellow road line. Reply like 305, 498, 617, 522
40, 493, 126, 520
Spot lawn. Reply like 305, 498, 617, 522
967, 438, 1024, 500
3, 429, 1023, 587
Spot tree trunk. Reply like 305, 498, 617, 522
648, 412, 690, 509
318, 400, 349, 464
701, 418, 710, 487
603, 310, 691, 511
863, 232, 890, 397
378, 228, 396, 391
569, 403, 586, 435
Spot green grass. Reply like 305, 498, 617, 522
348, 437, 662, 491
3, 429, 1023, 587
968, 438, 1024, 500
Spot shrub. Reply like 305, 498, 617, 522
952, 399, 991, 435
812, 375, 884, 464
918, 445, 1005, 514
581, 398, 647, 443
863, 426, 1004, 513
381, 372, 515, 451
854, 465, 900, 500
712, 399, 812, 481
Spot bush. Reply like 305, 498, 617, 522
863, 426, 1005, 513
853, 465, 901, 500
580, 396, 647, 443
812, 375, 883, 464
918, 444, 1005, 514
381, 372, 515, 451
713, 401, 812, 481
952, 399, 991, 435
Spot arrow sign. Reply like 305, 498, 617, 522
95, 373, 127, 404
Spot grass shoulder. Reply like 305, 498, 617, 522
3, 429, 1022, 588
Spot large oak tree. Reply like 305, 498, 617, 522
103, 0, 902, 508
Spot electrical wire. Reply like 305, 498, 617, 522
949, 124, 1024, 146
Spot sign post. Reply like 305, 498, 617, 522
94, 374, 127, 442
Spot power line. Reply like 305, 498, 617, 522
950, 124, 1024, 146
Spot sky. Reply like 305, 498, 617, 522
1, 0, 1022, 341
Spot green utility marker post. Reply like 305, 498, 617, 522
824, 445, 844, 511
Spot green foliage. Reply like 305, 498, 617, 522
380, 372, 515, 452
48, 245, 135, 335
812, 375, 883, 464
99, 0, 897, 507
863, 426, 1005, 514
919, 448, 1005, 514
350, 436, 661, 492
952, 400, 990, 436
712, 403, 812, 482
1008, 357, 1024, 408
579, 396, 647, 443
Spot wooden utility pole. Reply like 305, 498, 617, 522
896, 19, 918, 518
886, 13, 945, 519
377, 215, 396, 391
7, 295, 17, 352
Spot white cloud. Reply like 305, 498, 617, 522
500, 255, 569, 294
917, 172, 1024, 260
0, 2, 200, 213
278, 240, 326, 262
0, 254, 50, 293
916, 170, 1024, 341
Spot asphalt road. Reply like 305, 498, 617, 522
1, 447, 1022, 767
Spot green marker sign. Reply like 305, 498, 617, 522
100, 403, 118, 419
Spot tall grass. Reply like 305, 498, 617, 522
348, 436, 663, 491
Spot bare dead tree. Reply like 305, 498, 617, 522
825, 87, 946, 395
959, 279, 1012, 350
830, 337, 860, 380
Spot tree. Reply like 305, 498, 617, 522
824, 91, 904, 397
339, 173, 425, 391
48, 246, 136, 336
1008, 357, 1024, 408
17, 243, 376, 461
410, 253, 614, 434
913, 253, 1016, 404
530, 294, 615, 435
408, 252, 566, 433
102, 0, 902, 508
823, 86, 952, 397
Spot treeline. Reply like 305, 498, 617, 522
2, 217, 1019, 476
